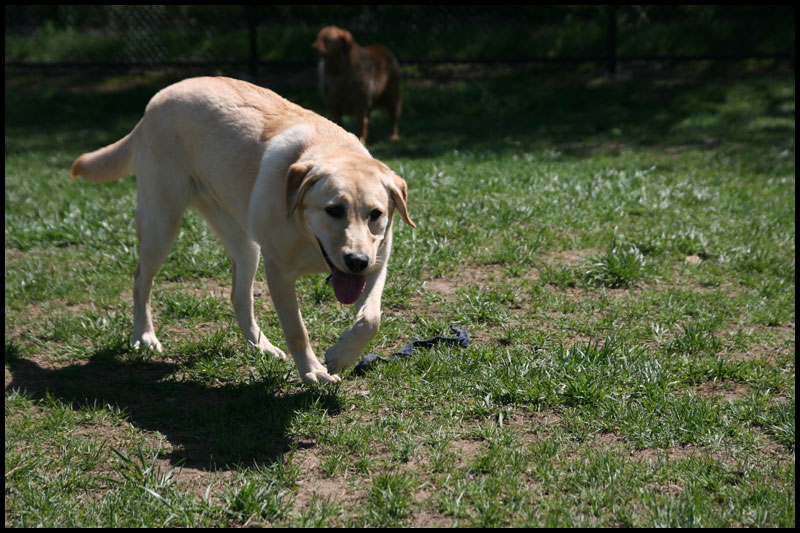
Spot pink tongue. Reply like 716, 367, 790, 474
330, 269, 367, 304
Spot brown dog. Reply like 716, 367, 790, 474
312, 25, 401, 144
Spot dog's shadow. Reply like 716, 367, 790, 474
4, 340, 342, 472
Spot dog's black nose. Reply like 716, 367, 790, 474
343, 253, 369, 273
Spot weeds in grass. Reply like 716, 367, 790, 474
584, 229, 646, 288
667, 324, 722, 356
225, 481, 289, 524
366, 472, 414, 526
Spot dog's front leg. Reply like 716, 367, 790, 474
264, 260, 341, 384
325, 264, 387, 374
356, 107, 370, 145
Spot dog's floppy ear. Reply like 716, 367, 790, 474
388, 173, 416, 228
285, 161, 320, 216
339, 29, 354, 50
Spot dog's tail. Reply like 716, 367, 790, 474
70, 120, 141, 183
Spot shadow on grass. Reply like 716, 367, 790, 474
5, 77, 168, 155
4, 339, 342, 472
370, 69, 795, 169
6, 67, 794, 176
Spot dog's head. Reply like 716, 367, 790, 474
286, 152, 415, 304
312, 25, 355, 60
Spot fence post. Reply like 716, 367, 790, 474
607, 5, 617, 75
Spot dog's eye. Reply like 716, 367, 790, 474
325, 205, 345, 219
369, 209, 382, 222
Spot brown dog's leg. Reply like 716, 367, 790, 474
357, 108, 370, 144
388, 102, 400, 141
385, 84, 401, 141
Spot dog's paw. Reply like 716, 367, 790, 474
325, 358, 343, 375
250, 334, 288, 361
132, 333, 163, 353
325, 345, 362, 375
301, 369, 342, 384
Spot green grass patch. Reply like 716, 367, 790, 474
5, 68, 794, 527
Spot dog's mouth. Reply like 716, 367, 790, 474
316, 238, 367, 305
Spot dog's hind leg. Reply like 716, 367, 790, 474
197, 204, 287, 361
387, 98, 401, 141
131, 181, 186, 353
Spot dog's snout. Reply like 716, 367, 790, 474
343, 252, 369, 273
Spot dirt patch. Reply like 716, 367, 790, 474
420, 249, 602, 300
505, 409, 562, 434
693, 381, 750, 402
541, 248, 600, 268
289, 444, 368, 518
118, 277, 243, 306
416, 249, 603, 311
723, 324, 795, 364
411, 509, 454, 528
6, 299, 100, 341
589, 426, 794, 475
448, 438, 487, 466
422, 262, 508, 301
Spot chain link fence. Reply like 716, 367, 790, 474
5, 5, 795, 78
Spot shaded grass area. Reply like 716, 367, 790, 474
5, 67, 795, 526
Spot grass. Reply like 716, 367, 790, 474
5, 64, 795, 527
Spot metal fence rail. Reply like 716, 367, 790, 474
5, 5, 795, 77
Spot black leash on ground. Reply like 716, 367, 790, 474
353, 326, 470, 375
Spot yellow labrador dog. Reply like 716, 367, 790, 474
70, 77, 415, 384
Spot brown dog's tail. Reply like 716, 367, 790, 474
70, 120, 141, 183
